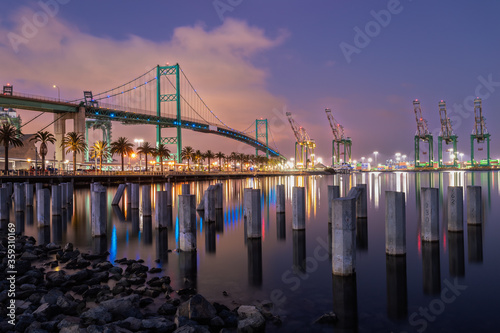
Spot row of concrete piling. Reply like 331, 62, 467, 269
0, 182, 74, 225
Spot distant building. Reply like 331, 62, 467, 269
0, 134, 38, 170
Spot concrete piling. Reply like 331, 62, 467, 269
25, 184, 34, 207
0, 188, 9, 220
37, 189, 50, 227
467, 186, 482, 225
91, 183, 107, 236
448, 231, 465, 277
292, 186, 306, 230
51, 185, 61, 216
130, 183, 139, 209
276, 184, 285, 214
35, 183, 42, 193
244, 188, 261, 238
142, 185, 152, 216
112, 184, 127, 205
420, 188, 439, 242
155, 191, 169, 228
215, 183, 223, 209
126, 182, 131, 204
447, 186, 463, 231
385, 191, 406, 255
355, 184, 367, 218
328, 185, 340, 223
332, 197, 356, 276
181, 184, 190, 195
204, 185, 216, 222
179, 194, 197, 251
165, 182, 172, 206
14, 183, 25, 212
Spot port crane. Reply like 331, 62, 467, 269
325, 108, 351, 166
413, 100, 434, 168
286, 112, 315, 169
437, 100, 458, 167
470, 98, 490, 166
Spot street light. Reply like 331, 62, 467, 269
53, 85, 60, 101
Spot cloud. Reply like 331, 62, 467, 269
0, 8, 289, 156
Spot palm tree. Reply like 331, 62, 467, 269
194, 150, 204, 171
90, 141, 111, 172
61, 132, 87, 174
205, 150, 215, 172
215, 152, 225, 171
230, 152, 238, 171
110, 137, 134, 171
0, 123, 23, 173
181, 146, 195, 171
136, 142, 155, 172
30, 130, 55, 173
154, 144, 170, 173
239, 153, 245, 172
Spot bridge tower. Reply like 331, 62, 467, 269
157, 64, 182, 163
470, 98, 490, 166
255, 119, 268, 158
437, 100, 458, 168
413, 100, 433, 168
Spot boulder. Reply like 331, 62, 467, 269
176, 294, 216, 324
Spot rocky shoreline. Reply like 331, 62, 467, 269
0, 234, 283, 333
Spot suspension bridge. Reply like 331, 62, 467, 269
0, 64, 284, 166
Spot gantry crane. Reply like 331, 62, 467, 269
413, 100, 434, 168
437, 100, 458, 168
286, 112, 316, 169
471, 98, 490, 166
325, 108, 352, 166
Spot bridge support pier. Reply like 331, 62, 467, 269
54, 106, 86, 170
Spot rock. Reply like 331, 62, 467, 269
56, 296, 78, 314
149, 267, 162, 273
125, 263, 149, 274
219, 309, 238, 328
33, 303, 58, 320
46, 243, 59, 250
96, 261, 113, 271
40, 320, 59, 331
40, 289, 64, 305
21, 251, 39, 261
139, 297, 154, 308
109, 266, 123, 275
81, 306, 113, 325
174, 316, 198, 329
15, 259, 32, 275
172, 325, 210, 333
112, 285, 126, 295
64, 243, 74, 252
237, 305, 265, 332
83, 285, 110, 300
99, 294, 142, 320
15, 313, 36, 332
117, 317, 142, 331
158, 302, 177, 315
141, 317, 176, 332
57, 316, 81, 329
20, 283, 37, 291
313, 311, 337, 325
68, 269, 90, 282
46, 271, 67, 285
72, 284, 88, 295
210, 316, 225, 328
59, 325, 80, 333
86, 325, 105, 333
176, 294, 217, 324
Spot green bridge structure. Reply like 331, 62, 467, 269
0, 64, 285, 166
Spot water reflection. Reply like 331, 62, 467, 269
205, 221, 216, 254
422, 242, 441, 295
52, 215, 62, 243
131, 209, 140, 236
277, 213, 286, 241
15, 211, 24, 234
26, 206, 34, 226
215, 210, 224, 234
143, 216, 153, 245
247, 238, 262, 287
448, 231, 465, 277
332, 274, 358, 332
356, 219, 368, 251
386, 255, 408, 320
179, 251, 197, 290
92, 236, 107, 255
156, 228, 169, 263
293, 230, 306, 273
467, 225, 483, 263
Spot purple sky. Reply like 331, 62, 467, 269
1, 0, 500, 163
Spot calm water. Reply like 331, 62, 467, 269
11, 171, 500, 332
